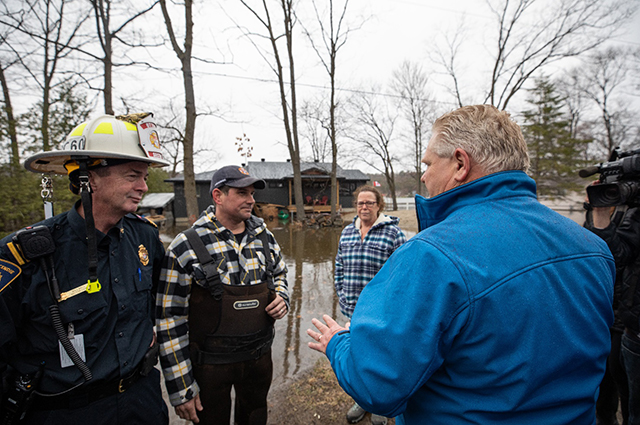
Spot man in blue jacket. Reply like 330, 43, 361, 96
308, 104, 615, 424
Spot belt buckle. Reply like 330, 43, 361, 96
118, 378, 126, 393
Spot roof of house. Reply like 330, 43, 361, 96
138, 192, 175, 208
166, 161, 369, 183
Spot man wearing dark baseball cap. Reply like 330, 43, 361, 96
209, 165, 266, 193
157, 164, 289, 425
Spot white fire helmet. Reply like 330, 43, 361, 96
24, 113, 170, 175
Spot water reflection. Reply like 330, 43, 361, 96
269, 225, 344, 388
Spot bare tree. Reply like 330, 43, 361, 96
298, 98, 331, 162
488, 0, 635, 109
0, 63, 19, 168
88, 0, 158, 115
300, 0, 360, 217
1, 0, 90, 151
237, 0, 306, 220
0, 23, 20, 168
390, 60, 436, 197
557, 70, 587, 139
573, 47, 639, 157
430, 22, 466, 109
346, 85, 400, 210
433, 0, 637, 109
156, 100, 218, 178
159, 0, 199, 223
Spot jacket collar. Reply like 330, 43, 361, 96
415, 170, 537, 232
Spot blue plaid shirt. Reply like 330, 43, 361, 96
335, 214, 406, 318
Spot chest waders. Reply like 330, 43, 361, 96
183, 228, 276, 365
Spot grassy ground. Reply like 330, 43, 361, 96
267, 358, 395, 425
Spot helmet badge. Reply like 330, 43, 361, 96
137, 115, 165, 160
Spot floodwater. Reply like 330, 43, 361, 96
268, 225, 346, 388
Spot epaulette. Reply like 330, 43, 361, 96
127, 213, 158, 228
5, 241, 28, 266
0, 258, 22, 294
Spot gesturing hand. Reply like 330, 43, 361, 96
307, 314, 348, 354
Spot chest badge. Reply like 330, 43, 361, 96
138, 244, 149, 266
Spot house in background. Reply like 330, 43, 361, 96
136, 192, 175, 228
167, 159, 370, 224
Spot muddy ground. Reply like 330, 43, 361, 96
266, 358, 396, 425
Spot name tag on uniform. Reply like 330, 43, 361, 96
59, 334, 86, 368
234, 300, 259, 310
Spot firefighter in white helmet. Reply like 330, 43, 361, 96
0, 113, 170, 424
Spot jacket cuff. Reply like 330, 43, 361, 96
170, 381, 200, 407
326, 330, 350, 357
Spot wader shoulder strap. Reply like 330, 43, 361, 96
256, 229, 275, 291
183, 228, 223, 300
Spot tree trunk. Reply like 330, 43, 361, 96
385, 166, 398, 211
0, 65, 20, 169
41, 78, 51, 151
160, 0, 199, 223
104, 41, 113, 115
329, 59, 338, 217
284, 1, 305, 220
182, 56, 198, 223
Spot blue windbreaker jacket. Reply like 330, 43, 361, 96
326, 171, 614, 425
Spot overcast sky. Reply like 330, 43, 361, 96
152, 0, 638, 174
10, 0, 639, 174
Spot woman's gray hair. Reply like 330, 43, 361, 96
430, 105, 530, 174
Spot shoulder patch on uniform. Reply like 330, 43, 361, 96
127, 213, 158, 228
0, 259, 22, 294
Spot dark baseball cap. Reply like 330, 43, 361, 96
210, 165, 266, 193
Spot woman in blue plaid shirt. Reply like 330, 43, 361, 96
334, 185, 406, 425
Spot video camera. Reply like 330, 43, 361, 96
580, 148, 640, 207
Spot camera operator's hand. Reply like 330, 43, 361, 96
592, 206, 615, 229
585, 187, 615, 229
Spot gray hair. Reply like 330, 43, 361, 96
430, 105, 530, 174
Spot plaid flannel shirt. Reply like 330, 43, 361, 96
335, 214, 406, 318
156, 206, 289, 406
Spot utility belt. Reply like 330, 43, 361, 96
30, 343, 159, 411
